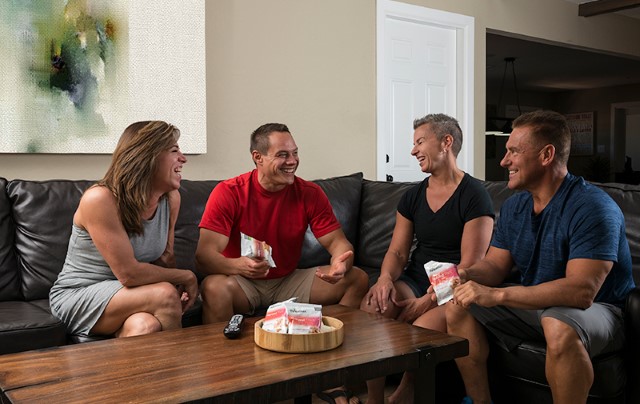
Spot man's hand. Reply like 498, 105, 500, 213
315, 250, 353, 284
364, 274, 395, 313
452, 280, 501, 308
236, 256, 271, 279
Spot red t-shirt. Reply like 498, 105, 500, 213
199, 170, 341, 279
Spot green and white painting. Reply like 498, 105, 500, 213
0, 0, 205, 154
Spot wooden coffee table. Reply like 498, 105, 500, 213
0, 305, 467, 403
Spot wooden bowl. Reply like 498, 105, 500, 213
254, 316, 344, 353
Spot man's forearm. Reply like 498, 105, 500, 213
464, 258, 510, 287
196, 253, 236, 276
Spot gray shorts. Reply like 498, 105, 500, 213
469, 302, 625, 358
234, 267, 317, 314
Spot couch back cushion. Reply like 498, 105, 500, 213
0, 178, 21, 301
298, 173, 363, 269
8, 180, 94, 301
356, 179, 416, 275
597, 182, 640, 285
175, 180, 220, 276
480, 181, 518, 229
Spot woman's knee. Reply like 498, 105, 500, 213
146, 282, 182, 314
445, 300, 469, 326
118, 312, 162, 337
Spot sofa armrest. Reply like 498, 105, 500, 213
626, 287, 640, 402
627, 287, 640, 336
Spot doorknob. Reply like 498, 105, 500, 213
386, 175, 393, 182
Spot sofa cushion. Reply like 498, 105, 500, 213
0, 177, 20, 301
175, 180, 220, 276
596, 182, 640, 285
356, 179, 417, 277
298, 173, 363, 269
8, 180, 94, 301
480, 180, 518, 226
0, 300, 67, 355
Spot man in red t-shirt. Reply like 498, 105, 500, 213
196, 123, 369, 325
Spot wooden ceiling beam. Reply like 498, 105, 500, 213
579, 0, 640, 17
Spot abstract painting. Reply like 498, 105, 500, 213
0, 0, 205, 154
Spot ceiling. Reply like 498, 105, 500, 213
486, 0, 640, 93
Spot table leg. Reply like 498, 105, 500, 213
414, 350, 437, 404
294, 394, 312, 404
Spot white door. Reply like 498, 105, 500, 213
377, 1, 474, 182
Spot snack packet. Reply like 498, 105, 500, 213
240, 233, 276, 267
262, 298, 323, 334
424, 261, 460, 305
286, 303, 323, 334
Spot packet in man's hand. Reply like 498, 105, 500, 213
424, 261, 460, 305
240, 233, 276, 267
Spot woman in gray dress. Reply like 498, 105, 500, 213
50, 121, 198, 338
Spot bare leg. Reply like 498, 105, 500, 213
363, 378, 386, 404
388, 371, 414, 404
413, 304, 446, 331
200, 274, 251, 324
446, 303, 492, 404
388, 305, 447, 404
309, 268, 368, 403
116, 312, 162, 337
92, 282, 182, 336
338, 267, 370, 308
360, 282, 426, 404
310, 266, 369, 308
542, 317, 593, 404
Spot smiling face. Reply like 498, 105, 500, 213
411, 123, 447, 174
255, 131, 299, 192
152, 142, 187, 193
500, 126, 545, 190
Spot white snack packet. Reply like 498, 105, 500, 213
262, 298, 323, 334
286, 302, 323, 334
240, 233, 277, 267
424, 261, 460, 305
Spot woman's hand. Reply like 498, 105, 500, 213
364, 274, 396, 313
178, 270, 199, 313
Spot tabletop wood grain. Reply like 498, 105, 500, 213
0, 305, 467, 403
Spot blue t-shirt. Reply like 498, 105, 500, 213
492, 173, 635, 307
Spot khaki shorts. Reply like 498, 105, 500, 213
234, 267, 317, 314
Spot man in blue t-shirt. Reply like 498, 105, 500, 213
446, 110, 635, 404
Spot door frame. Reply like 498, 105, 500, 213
611, 101, 640, 174
376, 0, 475, 180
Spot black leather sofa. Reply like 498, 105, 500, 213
1, 173, 638, 403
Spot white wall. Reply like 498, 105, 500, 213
2, 0, 640, 181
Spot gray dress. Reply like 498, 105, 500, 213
50, 198, 169, 336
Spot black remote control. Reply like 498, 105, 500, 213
223, 314, 244, 339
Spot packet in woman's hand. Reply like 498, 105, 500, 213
424, 261, 460, 305
240, 233, 277, 267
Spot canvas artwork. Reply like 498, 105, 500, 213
0, 0, 206, 154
